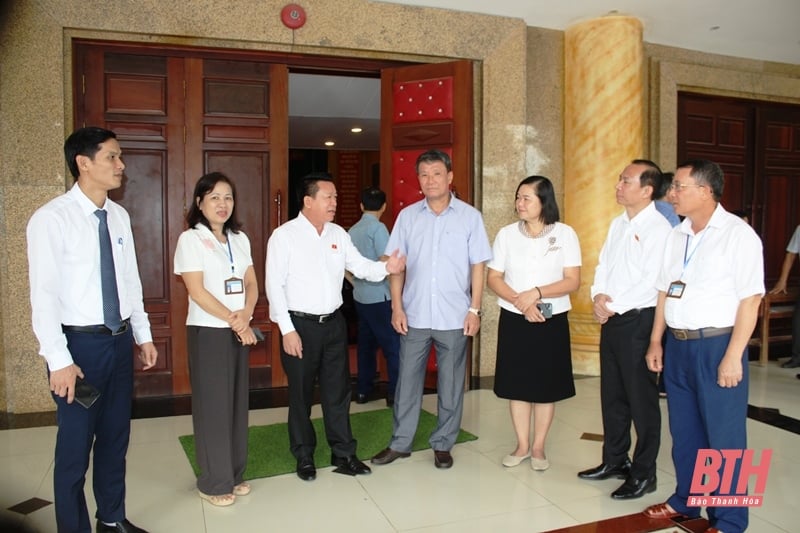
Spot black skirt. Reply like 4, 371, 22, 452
493, 307, 576, 403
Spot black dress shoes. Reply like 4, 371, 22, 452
296, 456, 316, 481
371, 447, 411, 465
577, 459, 631, 480
355, 393, 369, 404
781, 357, 800, 368
386, 394, 395, 407
331, 454, 372, 475
96, 519, 148, 533
611, 475, 657, 499
434, 450, 453, 469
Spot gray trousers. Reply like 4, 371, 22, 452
187, 326, 250, 495
389, 327, 468, 453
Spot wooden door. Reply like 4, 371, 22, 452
755, 105, 800, 280
677, 93, 754, 215
678, 92, 800, 283
380, 60, 474, 218
75, 43, 286, 396
379, 60, 474, 388
184, 58, 287, 389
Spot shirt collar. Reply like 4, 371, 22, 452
422, 193, 457, 214
70, 182, 109, 216
679, 203, 725, 235
298, 211, 329, 234
624, 201, 657, 225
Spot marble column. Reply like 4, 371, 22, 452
564, 16, 644, 375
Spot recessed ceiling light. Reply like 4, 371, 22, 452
351, 127, 363, 133
324, 140, 335, 147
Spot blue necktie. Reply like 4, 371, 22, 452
95, 209, 122, 332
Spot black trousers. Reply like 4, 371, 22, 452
281, 311, 356, 460
599, 307, 661, 479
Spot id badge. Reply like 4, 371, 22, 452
224, 277, 244, 295
667, 280, 686, 299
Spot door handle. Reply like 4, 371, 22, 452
274, 190, 282, 226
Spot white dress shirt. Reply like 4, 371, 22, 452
591, 201, 672, 313
657, 204, 764, 329
27, 183, 152, 371
265, 212, 389, 335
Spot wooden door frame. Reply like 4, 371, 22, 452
72, 38, 441, 403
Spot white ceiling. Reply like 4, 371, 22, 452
289, 74, 381, 151
290, 0, 800, 151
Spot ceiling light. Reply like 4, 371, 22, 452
324, 141, 335, 147
351, 127, 362, 133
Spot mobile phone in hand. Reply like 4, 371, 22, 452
74, 377, 100, 409
536, 302, 553, 319
235, 328, 265, 343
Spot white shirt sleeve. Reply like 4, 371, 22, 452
27, 209, 72, 371
265, 230, 295, 335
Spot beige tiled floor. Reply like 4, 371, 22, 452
1, 361, 798, 532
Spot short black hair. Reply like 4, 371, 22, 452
516, 175, 560, 225
186, 172, 242, 234
360, 187, 386, 211
657, 172, 674, 200
415, 149, 452, 173
298, 171, 335, 205
676, 159, 724, 201
631, 159, 663, 200
64, 127, 117, 181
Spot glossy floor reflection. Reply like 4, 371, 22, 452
1, 361, 797, 532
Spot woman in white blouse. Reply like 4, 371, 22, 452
487, 176, 581, 471
174, 172, 258, 506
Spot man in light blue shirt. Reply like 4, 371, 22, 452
348, 187, 400, 406
655, 172, 681, 228
370, 149, 492, 469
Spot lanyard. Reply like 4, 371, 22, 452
682, 231, 706, 271
219, 234, 235, 276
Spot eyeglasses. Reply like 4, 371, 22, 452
668, 182, 705, 192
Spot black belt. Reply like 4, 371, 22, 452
289, 310, 338, 324
669, 326, 733, 341
607, 307, 653, 321
62, 319, 130, 336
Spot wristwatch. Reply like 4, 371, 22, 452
468, 307, 482, 317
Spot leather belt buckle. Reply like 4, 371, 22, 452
672, 329, 689, 341
318, 314, 328, 324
